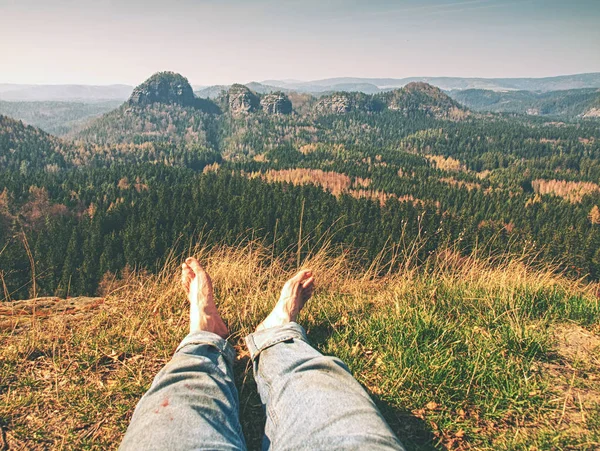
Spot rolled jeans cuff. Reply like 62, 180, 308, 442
175, 330, 236, 365
245, 322, 308, 360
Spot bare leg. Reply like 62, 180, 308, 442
245, 270, 403, 450
182, 257, 229, 337
120, 257, 245, 451
256, 269, 314, 331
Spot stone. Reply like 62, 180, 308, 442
227, 84, 260, 115
260, 92, 293, 114
128, 72, 196, 107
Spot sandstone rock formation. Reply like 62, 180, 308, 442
260, 92, 293, 114
227, 84, 260, 115
314, 92, 384, 114
315, 93, 355, 114
128, 72, 196, 107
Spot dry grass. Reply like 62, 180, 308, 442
1, 242, 600, 450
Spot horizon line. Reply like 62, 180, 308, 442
1, 71, 600, 88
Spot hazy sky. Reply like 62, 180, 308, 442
1, 0, 599, 86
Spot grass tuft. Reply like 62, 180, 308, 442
1, 241, 599, 450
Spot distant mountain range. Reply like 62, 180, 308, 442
258, 73, 600, 94
196, 73, 600, 99
3, 73, 600, 103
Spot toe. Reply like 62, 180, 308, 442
185, 257, 204, 276
185, 257, 213, 296
301, 277, 315, 301
181, 263, 195, 290
301, 276, 314, 289
293, 269, 312, 283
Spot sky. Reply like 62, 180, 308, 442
1, 0, 599, 86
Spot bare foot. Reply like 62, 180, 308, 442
256, 269, 315, 331
181, 257, 228, 338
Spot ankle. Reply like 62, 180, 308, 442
258, 311, 292, 331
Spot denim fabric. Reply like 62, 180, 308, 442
121, 323, 404, 451
120, 331, 245, 451
246, 322, 404, 451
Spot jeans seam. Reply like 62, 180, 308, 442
266, 397, 279, 430
256, 356, 273, 412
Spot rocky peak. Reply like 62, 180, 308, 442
384, 82, 468, 119
128, 72, 195, 107
385, 83, 444, 109
314, 92, 384, 115
260, 92, 293, 115
227, 84, 260, 115
315, 93, 354, 114
402, 82, 445, 96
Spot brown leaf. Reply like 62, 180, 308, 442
412, 408, 426, 420
426, 401, 439, 411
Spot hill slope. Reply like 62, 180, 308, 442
74, 72, 222, 149
74, 102, 218, 147
380, 82, 469, 119
0, 114, 76, 171
313, 82, 469, 119
0, 100, 122, 135
449, 88, 600, 118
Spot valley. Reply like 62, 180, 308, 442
1, 72, 600, 301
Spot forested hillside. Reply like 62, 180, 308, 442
0, 100, 122, 135
2, 71, 600, 300
449, 88, 600, 118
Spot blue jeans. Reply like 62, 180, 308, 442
120, 322, 404, 450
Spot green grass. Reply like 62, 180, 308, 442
1, 243, 599, 450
